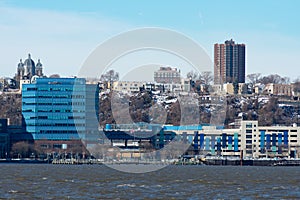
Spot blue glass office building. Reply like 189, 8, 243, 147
22, 78, 99, 141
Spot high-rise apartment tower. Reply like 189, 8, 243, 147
214, 39, 245, 84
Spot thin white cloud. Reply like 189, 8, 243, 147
0, 4, 299, 81
198, 11, 204, 25
0, 5, 133, 77
0, 6, 130, 36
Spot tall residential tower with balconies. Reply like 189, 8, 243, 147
214, 39, 245, 84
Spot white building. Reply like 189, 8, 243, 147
181, 78, 191, 92
222, 83, 247, 95
154, 66, 181, 84
113, 81, 144, 93
168, 120, 300, 159
264, 83, 293, 96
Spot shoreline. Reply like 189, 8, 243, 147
201, 158, 300, 166
1, 158, 300, 166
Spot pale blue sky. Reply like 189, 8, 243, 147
0, 0, 299, 81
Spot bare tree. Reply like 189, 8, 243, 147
259, 74, 285, 85
241, 84, 249, 94
258, 97, 282, 126
49, 74, 60, 78
186, 71, 213, 86
199, 71, 213, 85
100, 70, 119, 88
293, 81, 300, 94
280, 77, 290, 84
247, 73, 261, 85
186, 71, 199, 80
11, 141, 36, 158
0, 93, 22, 125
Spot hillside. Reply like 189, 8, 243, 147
0, 92, 298, 127
0, 93, 23, 125
99, 91, 299, 127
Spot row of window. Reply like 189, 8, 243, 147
22, 102, 85, 106
246, 134, 297, 138
27, 123, 85, 127
28, 116, 85, 120
40, 144, 82, 149
260, 129, 297, 132
253, 135, 297, 139
154, 73, 180, 77
37, 88, 74, 92
39, 130, 85, 134
118, 83, 140, 87
249, 139, 296, 143
23, 103, 61, 106
25, 87, 85, 92
37, 123, 85, 127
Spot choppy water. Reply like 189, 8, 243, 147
0, 164, 300, 199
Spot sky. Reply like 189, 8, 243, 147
0, 0, 300, 81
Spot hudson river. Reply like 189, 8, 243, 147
1, 164, 300, 199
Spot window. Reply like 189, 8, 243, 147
246, 123, 252, 128
27, 87, 37, 91
290, 135, 297, 137
38, 116, 48, 119
40, 144, 49, 148
53, 144, 62, 149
